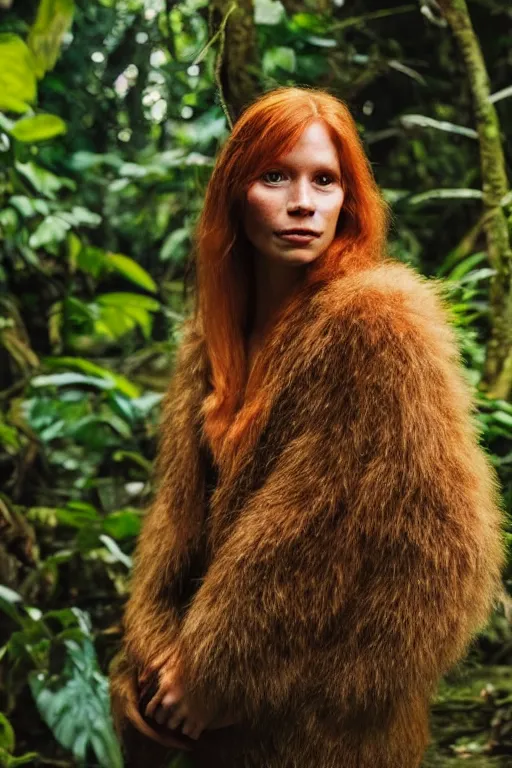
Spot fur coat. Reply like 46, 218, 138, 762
109, 257, 505, 768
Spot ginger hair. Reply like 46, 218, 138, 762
191, 86, 391, 474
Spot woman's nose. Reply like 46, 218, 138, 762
287, 179, 315, 214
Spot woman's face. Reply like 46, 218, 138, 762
242, 120, 345, 267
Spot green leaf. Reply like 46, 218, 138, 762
456, 268, 496, 286
41, 356, 141, 397
381, 189, 410, 204
56, 504, 100, 528
0, 417, 20, 450
119, 162, 147, 178
99, 534, 132, 569
0, 586, 24, 625
27, 0, 75, 78
29, 214, 71, 248
160, 227, 190, 263
0, 749, 40, 766
103, 508, 142, 539
67, 206, 101, 227
69, 150, 122, 171
106, 253, 157, 293
94, 304, 152, 341
75, 245, 106, 278
305, 35, 337, 48
67, 231, 82, 266
289, 12, 329, 33
0, 97, 33, 114
263, 46, 296, 75
446, 252, 487, 281
29, 638, 123, 768
10, 114, 67, 142
0, 34, 37, 113
493, 412, 512, 430
0, 714, 15, 754
0, 208, 18, 236
254, 0, 285, 25
96, 292, 160, 311
31, 372, 115, 390
9, 196, 50, 217
0, 585, 23, 604
16, 161, 76, 199
94, 307, 135, 340
95, 293, 159, 341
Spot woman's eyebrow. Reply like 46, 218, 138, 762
271, 159, 341, 174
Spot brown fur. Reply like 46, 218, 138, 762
110, 258, 505, 767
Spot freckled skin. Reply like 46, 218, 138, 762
243, 120, 345, 268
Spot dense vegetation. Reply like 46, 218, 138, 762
0, 1, 511, 765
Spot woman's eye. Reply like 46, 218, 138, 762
262, 170, 284, 184
261, 171, 336, 185
316, 174, 334, 186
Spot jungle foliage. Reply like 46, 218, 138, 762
0, 0, 511, 765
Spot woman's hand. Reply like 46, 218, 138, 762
144, 654, 242, 740
137, 645, 180, 689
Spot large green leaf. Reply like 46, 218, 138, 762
31, 372, 116, 390
27, 0, 75, 78
95, 293, 160, 341
75, 245, 106, 278
106, 253, 157, 293
10, 114, 67, 142
55, 502, 100, 528
102, 508, 142, 539
9, 196, 50, 218
41, 356, 141, 397
254, 0, 285, 25
263, 46, 296, 76
160, 227, 190, 263
445, 252, 487, 281
29, 638, 123, 768
29, 215, 71, 249
0, 34, 37, 113
16, 162, 76, 199
64, 206, 101, 227
75, 248, 157, 292
96, 292, 160, 311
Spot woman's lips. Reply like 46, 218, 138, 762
275, 232, 319, 245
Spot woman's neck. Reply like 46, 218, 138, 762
250, 251, 307, 338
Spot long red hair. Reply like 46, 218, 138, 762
190, 86, 390, 476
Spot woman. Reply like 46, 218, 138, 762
109, 86, 505, 768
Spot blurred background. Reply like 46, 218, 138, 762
0, 1, 511, 766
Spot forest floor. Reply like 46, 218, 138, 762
422, 664, 512, 766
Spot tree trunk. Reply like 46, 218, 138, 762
208, 0, 260, 124
439, 0, 512, 399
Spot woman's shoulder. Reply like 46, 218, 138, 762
316, 258, 458, 356
320, 258, 449, 320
